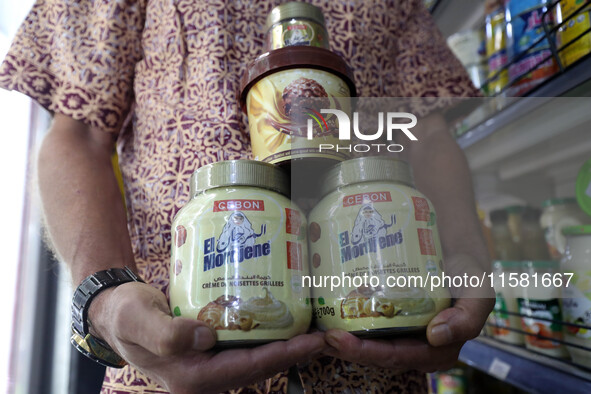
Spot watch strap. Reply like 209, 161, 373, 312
71, 266, 143, 337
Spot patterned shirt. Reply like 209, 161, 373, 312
0, 0, 478, 392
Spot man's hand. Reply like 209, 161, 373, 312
322, 254, 495, 372
90, 282, 326, 394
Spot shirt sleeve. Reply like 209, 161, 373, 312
0, 0, 145, 133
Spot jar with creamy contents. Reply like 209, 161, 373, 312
169, 160, 311, 346
521, 207, 550, 260
490, 261, 524, 345
561, 225, 591, 368
490, 209, 521, 260
265, 2, 330, 51
517, 261, 569, 358
307, 157, 451, 336
540, 198, 591, 260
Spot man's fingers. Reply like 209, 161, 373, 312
323, 329, 461, 372
427, 297, 494, 347
111, 283, 217, 356
202, 332, 326, 391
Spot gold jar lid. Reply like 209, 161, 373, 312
265, 2, 326, 31
321, 157, 415, 197
190, 160, 289, 198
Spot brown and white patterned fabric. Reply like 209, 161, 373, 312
1, 0, 478, 392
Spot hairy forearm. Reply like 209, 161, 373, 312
402, 113, 489, 271
37, 114, 135, 285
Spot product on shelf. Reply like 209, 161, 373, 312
521, 207, 550, 260
490, 209, 522, 260
561, 225, 591, 368
576, 157, 591, 216
540, 197, 590, 259
555, 0, 591, 67
307, 157, 451, 335
506, 0, 558, 95
517, 260, 569, 358
447, 29, 488, 93
430, 368, 468, 394
485, 0, 510, 95
478, 205, 497, 260
505, 205, 524, 244
491, 260, 525, 345
169, 160, 311, 346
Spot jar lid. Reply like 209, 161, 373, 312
576, 158, 591, 216
504, 205, 525, 214
265, 2, 326, 31
541, 197, 578, 208
320, 157, 414, 197
190, 160, 289, 197
521, 260, 560, 270
239, 46, 356, 112
562, 225, 591, 236
492, 260, 522, 270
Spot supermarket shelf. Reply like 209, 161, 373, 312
460, 337, 591, 394
457, 54, 591, 151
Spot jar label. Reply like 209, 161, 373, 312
246, 68, 351, 164
518, 298, 564, 348
267, 20, 329, 50
170, 192, 311, 342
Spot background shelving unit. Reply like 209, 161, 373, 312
460, 338, 591, 394
432, 1, 591, 393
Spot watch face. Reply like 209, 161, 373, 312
71, 332, 127, 369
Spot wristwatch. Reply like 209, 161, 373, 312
70, 266, 144, 368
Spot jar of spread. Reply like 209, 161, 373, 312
169, 160, 311, 346
521, 207, 550, 260
307, 157, 451, 336
265, 2, 330, 51
490, 209, 522, 260
517, 260, 569, 358
491, 261, 525, 345
540, 198, 590, 259
240, 46, 355, 167
561, 225, 591, 368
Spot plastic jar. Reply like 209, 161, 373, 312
540, 198, 590, 259
490, 209, 522, 260
561, 225, 591, 368
265, 2, 330, 51
307, 157, 451, 336
517, 261, 569, 358
491, 261, 524, 345
521, 207, 550, 260
240, 46, 355, 167
169, 160, 311, 346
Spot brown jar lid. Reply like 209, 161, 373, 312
239, 46, 356, 112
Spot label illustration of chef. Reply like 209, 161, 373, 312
351, 204, 394, 245
216, 211, 266, 252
